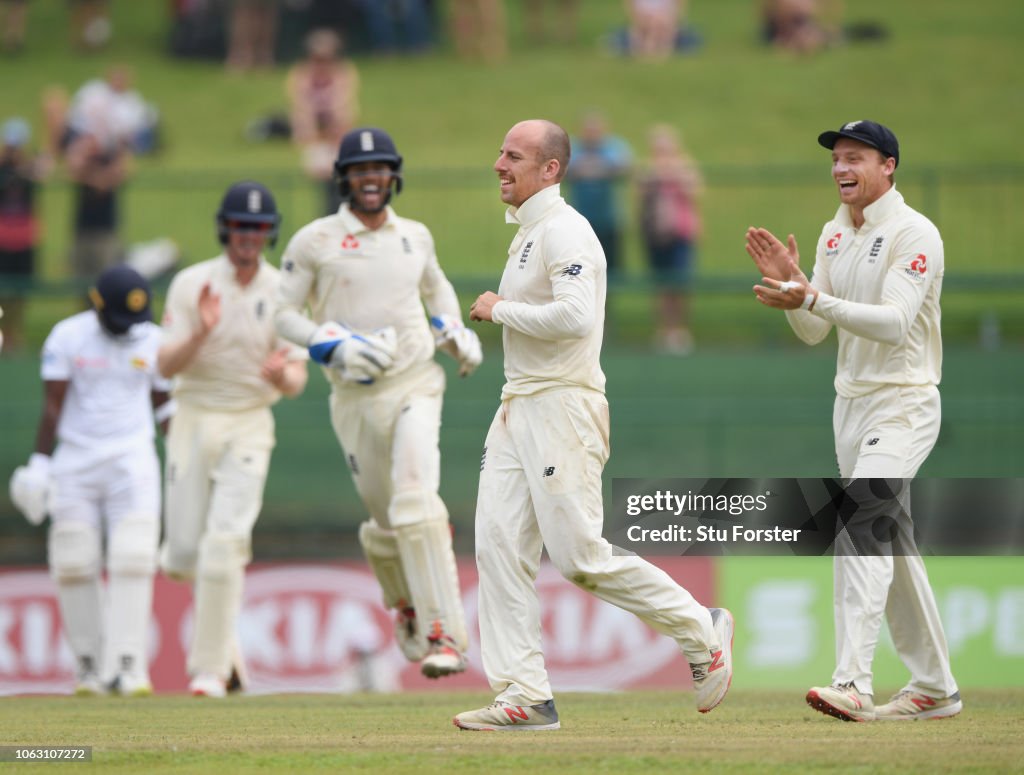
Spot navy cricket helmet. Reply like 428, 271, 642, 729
334, 127, 404, 201
90, 264, 152, 335
216, 180, 281, 246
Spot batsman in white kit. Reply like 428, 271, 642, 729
454, 120, 733, 731
275, 127, 482, 678
9, 265, 171, 696
747, 120, 961, 722
158, 181, 309, 698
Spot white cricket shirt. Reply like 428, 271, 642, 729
161, 254, 305, 411
786, 186, 944, 397
40, 311, 169, 454
275, 203, 462, 390
491, 184, 607, 398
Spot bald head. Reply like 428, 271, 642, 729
510, 120, 570, 180
495, 119, 572, 207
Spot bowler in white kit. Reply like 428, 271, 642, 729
746, 119, 961, 722
454, 119, 733, 732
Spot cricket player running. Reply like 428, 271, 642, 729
275, 127, 482, 678
746, 120, 961, 721
454, 119, 733, 731
10, 265, 171, 695
158, 181, 309, 698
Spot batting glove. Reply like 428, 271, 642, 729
431, 314, 483, 377
9, 453, 52, 526
308, 322, 397, 384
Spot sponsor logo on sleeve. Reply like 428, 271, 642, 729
905, 254, 928, 278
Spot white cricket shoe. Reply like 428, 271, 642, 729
74, 673, 106, 697
112, 672, 153, 697
74, 656, 106, 697
806, 681, 875, 722
875, 690, 962, 720
421, 632, 467, 679
453, 700, 560, 731
189, 673, 227, 698
692, 607, 734, 713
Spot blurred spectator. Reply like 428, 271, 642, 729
43, 66, 160, 158
524, 0, 579, 46
760, 0, 843, 54
0, 118, 47, 353
450, 0, 506, 62
636, 124, 703, 355
356, 0, 433, 54
1, 0, 29, 54
69, 0, 112, 51
286, 28, 360, 214
566, 111, 632, 281
65, 130, 132, 285
226, 0, 279, 71
626, 0, 684, 59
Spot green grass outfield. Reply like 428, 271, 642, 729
1, 690, 1022, 773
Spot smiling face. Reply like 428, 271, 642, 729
346, 161, 396, 215
494, 121, 561, 208
830, 137, 895, 216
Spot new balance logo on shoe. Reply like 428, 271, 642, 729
504, 706, 529, 723
708, 648, 725, 673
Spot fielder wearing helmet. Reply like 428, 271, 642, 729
216, 180, 282, 247
334, 127, 403, 212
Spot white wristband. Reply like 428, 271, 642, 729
801, 291, 817, 311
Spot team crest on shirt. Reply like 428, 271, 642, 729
341, 234, 360, 250
131, 356, 149, 371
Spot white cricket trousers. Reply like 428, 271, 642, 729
162, 402, 275, 679
832, 384, 958, 698
48, 440, 160, 681
475, 388, 714, 705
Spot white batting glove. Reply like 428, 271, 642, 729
9, 453, 53, 526
308, 322, 397, 384
431, 314, 483, 377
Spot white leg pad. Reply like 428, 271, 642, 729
106, 517, 158, 680
48, 520, 103, 673
359, 520, 427, 661
390, 490, 468, 652
188, 532, 250, 679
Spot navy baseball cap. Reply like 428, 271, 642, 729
818, 120, 899, 168
90, 264, 152, 334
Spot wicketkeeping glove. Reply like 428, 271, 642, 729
308, 322, 397, 384
431, 314, 483, 377
9, 453, 52, 526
